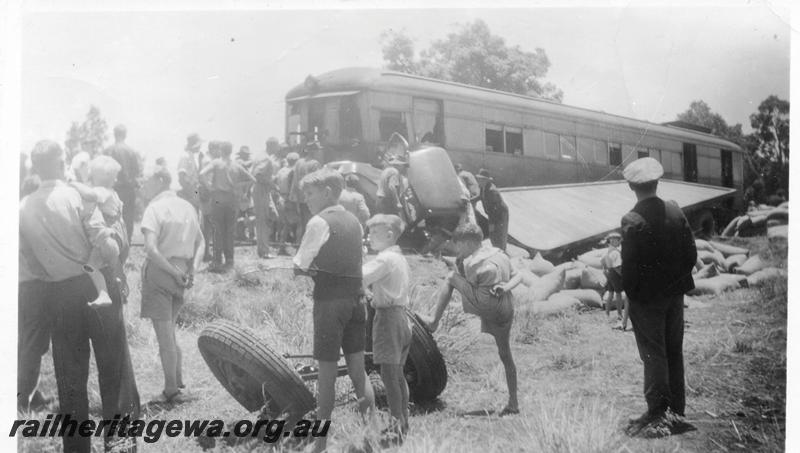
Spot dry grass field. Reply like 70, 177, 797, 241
19, 235, 786, 452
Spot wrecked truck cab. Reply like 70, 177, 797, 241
328, 146, 466, 252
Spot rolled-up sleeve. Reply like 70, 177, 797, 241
292, 216, 330, 271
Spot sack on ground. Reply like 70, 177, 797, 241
577, 249, 604, 269
528, 267, 566, 302
688, 275, 742, 296
746, 267, 788, 287
723, 254, 748, 272
564, 266, 584, 290
735, 255, 768, 276
698, 250, 726, 269
767, 225, 788, 242
694, 263, 719, 280
528, 252, 555, 276
695, 239, 714, 252
555, 289, 603, 308
580, 266, 607, 291
708, 240, 750, 257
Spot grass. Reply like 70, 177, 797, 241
18, 236, 787, 452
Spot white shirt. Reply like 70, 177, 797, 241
363, 245, 410, 308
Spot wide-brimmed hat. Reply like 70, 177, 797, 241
237, 146, 251, 157
606, 231, 622, 240
286, 152, 300, 163
185, 133, 202, 151
475, 168, 492, 181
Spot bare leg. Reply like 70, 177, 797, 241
380, 364, 408, 432
603, 290, 611, 317
151, 319, 179, 396
492, 328, 519, 414
422, 283, 455, 332
314, 360, 338, 453
345, 351, 375, 417
172, 308, 183, 388
621, 294, 630, 331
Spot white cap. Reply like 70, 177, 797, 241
623, 157, 663, 184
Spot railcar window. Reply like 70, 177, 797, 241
379, 111, 408, 142
309, 99, 326, 142
485, 127, 504, 153
721, 149, 733, 188
505, 127, 523, 155
339, 96, 362, 141
544, 132, 559, 159
683, 143, 698, 182
594, 139, 608, 164
413, 99, 444, 145
608, 143, 622, 166
638, 150, 650, 159
560, 135, 577, 160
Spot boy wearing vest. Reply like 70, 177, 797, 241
363, 214, 412, 446
293, 168, 375, 453
423, 223, 521, 415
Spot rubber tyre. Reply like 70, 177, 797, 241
404, 309, 448, 402
198, 320, 315, 417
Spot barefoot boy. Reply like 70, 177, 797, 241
423, 223, 521, 415
293, 168, 375, 452
602, 232, 629, 331
363, 214, 412, 445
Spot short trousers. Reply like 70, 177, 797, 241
282, 200, 301, 225
372, 306, 412, 366
141, 259, 186, 321
605, 267, 624, 293
451, 274, 514, 336
313, 296, 367, 361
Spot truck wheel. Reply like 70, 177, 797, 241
404, 309, 448, 402
198, 320, 316, 417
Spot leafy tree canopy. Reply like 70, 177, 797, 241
65, 105, 108, 161
675, 100, 744, 144
381, 20, 563, 102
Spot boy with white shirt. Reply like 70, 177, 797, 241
292, 168, 375, 453
363, 214, 412, 446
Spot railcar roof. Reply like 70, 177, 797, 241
286, 67, 743, 153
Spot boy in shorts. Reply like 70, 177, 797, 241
293, 168, 375, 453
602, 232, 629, 331
423, 223, 521, 415
363, 214, 412, 446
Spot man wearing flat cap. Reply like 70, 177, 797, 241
620, 157, 697, 438
475, 169, 509, 251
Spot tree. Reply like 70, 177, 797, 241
381, 20, 563, 102
64, 105, 108, 160
675, 100, 744, 144
746, 95, 789, 197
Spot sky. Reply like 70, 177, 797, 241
15, 2, 791, 173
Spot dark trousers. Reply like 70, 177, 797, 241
117, 187, 137, 243
18, 280, 51, 408
489, 213, 509, 251
210, 199, 237, 266
50, 272, 140, 453
628, 293, 686, 417
202, 211, 214, 260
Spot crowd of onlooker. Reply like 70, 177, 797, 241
16, 123, 517, 453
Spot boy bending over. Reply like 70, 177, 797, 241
423, 223, 521, 415
293, 168, 375, 453
363, 214, 412, 446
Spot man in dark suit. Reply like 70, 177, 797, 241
475, 169, 509, 251
620, 157, 697, 438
